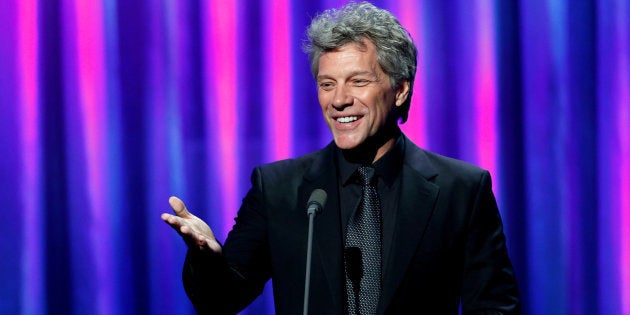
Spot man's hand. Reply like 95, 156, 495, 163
161, 196, 222, 254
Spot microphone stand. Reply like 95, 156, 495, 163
303, 189, 326, 315
303, 206, 317, 315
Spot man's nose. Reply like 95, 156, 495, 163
332, 85, 353, 109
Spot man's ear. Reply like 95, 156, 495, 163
395, 81, 410, 106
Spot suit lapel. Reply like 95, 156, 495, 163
378, 137, 440, 314
297, 143, 344, 311
295, 138, 440, 314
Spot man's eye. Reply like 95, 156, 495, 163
319, 82, 334, 90
353, 79, 369, 86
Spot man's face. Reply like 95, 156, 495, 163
317, 40, 409, 151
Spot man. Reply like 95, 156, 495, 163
162, 2, 520, 314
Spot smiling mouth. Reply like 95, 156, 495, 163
336, 116, 359, 123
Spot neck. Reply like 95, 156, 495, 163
342, 126, 401, 164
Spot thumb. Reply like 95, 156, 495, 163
169, 196, 192, 218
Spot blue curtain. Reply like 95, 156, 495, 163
0, 0, 628, 314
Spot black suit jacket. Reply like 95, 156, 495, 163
183, 135, 520, 314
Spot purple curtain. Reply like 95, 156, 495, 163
0, 0, 628, 314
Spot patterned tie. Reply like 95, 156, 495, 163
344, 166, 382, 315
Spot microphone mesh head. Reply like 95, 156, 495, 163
307, 189, 327, 208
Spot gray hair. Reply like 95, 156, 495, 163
303, 1, 418, 123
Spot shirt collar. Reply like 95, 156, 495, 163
337, 133, 405, 187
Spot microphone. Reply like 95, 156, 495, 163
303, 189, 327, 315
306, 188, 327, 215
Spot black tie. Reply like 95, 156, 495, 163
344, 166, 382, 315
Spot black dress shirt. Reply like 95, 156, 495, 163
336, 134, 405, 276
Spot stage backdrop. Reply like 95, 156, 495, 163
0, 0, 628, 314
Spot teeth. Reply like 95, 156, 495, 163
336, 116, 358, 123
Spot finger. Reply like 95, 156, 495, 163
174, 225, 203, 249
175, 223, 205, 246
162, 213, 183, 226
169, 196, 192, 218
189, 230, 214, 251
161, 213, 187, 233
162, 213, 199, 241
180, 224, 192, 235
161, 212, 175, 222
176, 226, 222, 254
205, 238, 223, 254
194, 236, 222, 254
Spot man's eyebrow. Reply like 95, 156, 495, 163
316, 74, 333, 81
316, 70, 374, 81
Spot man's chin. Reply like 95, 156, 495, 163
333, 137, 364, 150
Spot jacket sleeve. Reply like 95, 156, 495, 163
182, 167, 272, 314
460, 171, 521, 314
